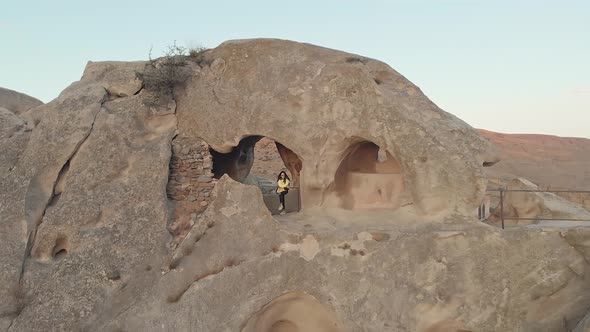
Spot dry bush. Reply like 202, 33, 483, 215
136, 41, 191, 106
345, 56, 368, 64
188, 45, 208, 64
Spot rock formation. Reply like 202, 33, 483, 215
176, 39, 499, 215
0, 87, 43, 115
1, 39, 590, 332
0, 87, 44, 174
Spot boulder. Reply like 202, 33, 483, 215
81, 61, 145, 97
0, 87, 43, 115
0, 107, 29, 174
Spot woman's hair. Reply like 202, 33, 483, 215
277, 171, 291, 182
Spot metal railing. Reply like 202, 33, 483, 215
257, 185, 301, 213
484, 188, 590, 229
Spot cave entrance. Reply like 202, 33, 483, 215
241, 291, 344, 332
329, 141, 408, 210
210, 136, 302, 214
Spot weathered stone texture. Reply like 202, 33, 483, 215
1, 39, 589, 332
166, 135, 216, 202
0, 86, 43, 115
175, 39, 500, 216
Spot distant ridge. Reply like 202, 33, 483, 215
478, 129, 590, 190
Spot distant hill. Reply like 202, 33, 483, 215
478, 129, 590, 190
252, 130, 590, 191
0, 86, 43, 114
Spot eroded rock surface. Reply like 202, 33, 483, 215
86, 177, 590, 332
0, 65, 175, 331
0, 107, 30, 174
1, 39, 588, 332
175, 39, 499, 215
0, 87, 43, 115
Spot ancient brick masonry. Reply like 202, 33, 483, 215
167, 136, 217, 204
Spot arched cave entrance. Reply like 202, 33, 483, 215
329, 141, 409, 210
209, 135, 303, 214
241, 291, 344, 332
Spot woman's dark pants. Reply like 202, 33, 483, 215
279, 191, 287, 207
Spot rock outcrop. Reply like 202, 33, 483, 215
87, 177, 590, 332
1, 39, 589, 332
0, 63, 172, 331
175, 39, 499, 215
0, 87, 43, 115
0, 107, 29, 174
0, 87, 44, 175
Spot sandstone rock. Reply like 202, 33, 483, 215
241, 291, 344, 332
276, 141, 303, 186
197, 175, 212, 183
1, 83, 175, 330
0, 81, 108, 329
0, 86, 43, 115
81, 61, 145, 97
82, 177, 590, 332
0, 107, 30, 174
176, 38, 499, 216
2, 39, 589, 332
210, 135, 261, 183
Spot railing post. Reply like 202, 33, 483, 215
499, 189, 504, 229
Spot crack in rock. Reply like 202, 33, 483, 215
11, 94, 107, 329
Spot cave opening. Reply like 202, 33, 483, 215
330, 141, 408, 210
209, 136, 303, 214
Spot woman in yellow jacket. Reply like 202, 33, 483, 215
276, 171, 291, 211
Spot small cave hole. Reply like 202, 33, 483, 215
374, 78, 382, 85
53, 249, 67, 259
107, 270, 121, 281
52, 236, 70, 260
483, 161, 497, 167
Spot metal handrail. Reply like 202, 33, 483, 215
258, 185, 300, 188
487, 189, 590, 193
483, 188, 590, 229
256, 184, 301, 212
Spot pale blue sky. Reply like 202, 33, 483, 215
1, 0, 588, 137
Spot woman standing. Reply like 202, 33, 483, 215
276, 171, 291, 211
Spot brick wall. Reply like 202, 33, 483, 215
167, 136, 217, 203
167, 135, 217, 246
